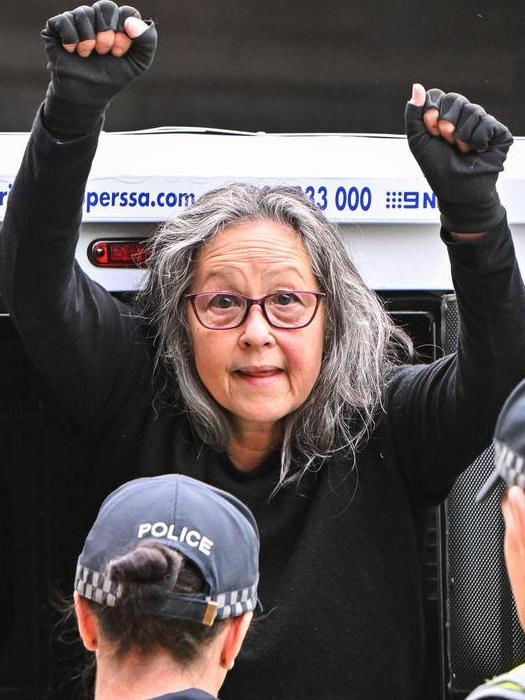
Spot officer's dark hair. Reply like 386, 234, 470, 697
84, 542, 225, 664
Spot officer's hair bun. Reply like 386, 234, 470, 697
108, 542, 183, 587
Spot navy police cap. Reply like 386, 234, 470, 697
75, 474, 261, 625
477, 378, 525, 503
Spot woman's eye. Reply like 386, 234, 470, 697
209, 295, 240, 309
274, 293, 300, 306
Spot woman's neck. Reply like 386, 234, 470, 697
94, 649, 220, 699
228, 420, 281, 471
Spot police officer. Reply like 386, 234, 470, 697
468, 379, 525, 699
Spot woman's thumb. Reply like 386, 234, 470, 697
124, 16, 149, 39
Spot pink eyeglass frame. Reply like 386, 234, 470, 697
185, 291, 326, 330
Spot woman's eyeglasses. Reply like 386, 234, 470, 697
186, 291, 325, 330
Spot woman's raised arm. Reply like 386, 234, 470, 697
0, 2, 157, 427
388, 85, 525, 501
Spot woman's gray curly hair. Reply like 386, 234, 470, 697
140, 184, 411, 490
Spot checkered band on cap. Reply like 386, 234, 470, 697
496, 439, 525, 490
75, 564, 258, 622
75, 565, 123, 607
212, 582, 259, 620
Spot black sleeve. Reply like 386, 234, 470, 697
386, 217, 525, 502
0, 107, 147, 428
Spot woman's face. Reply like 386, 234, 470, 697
188, 220, 325, 435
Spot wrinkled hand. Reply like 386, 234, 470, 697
405, 83, 513, 233
41, 1, 157, 137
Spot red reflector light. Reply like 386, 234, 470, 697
88, 239, 149, 268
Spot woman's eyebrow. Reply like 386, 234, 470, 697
201, 263, 308, 284
263, 265, 311, 284
199, 268, 247, 286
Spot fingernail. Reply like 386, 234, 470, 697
125, 17, 148, 38
412, 83, 417, 101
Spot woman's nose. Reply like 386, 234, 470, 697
238, 304, 275, 347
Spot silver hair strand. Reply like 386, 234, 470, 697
139, 184, 412, 491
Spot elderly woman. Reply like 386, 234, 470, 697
1, 2, 525, 698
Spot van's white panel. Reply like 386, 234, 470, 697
2, 130, 524, 290
76, 221, 525, 292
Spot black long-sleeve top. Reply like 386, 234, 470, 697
2, 112, 525, 699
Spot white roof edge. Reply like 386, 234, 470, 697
1, 130, 525, 224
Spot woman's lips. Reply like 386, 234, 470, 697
236, 366, 282, 376
233, 367, 284, 386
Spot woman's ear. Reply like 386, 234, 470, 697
74, 591, 99, 652
220, 612, 253, 671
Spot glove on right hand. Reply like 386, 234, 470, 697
42, 1, 157, 137
405, 90, 513, 233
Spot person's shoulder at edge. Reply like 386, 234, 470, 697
465, 663, 525, 699
148, 689, 218, 700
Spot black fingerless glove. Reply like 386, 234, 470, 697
405, 89, 513, 233
41, 1, 157, 139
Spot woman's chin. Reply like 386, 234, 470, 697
229, 402, 291, 431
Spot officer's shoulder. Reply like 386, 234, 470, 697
466, 664, 525, 699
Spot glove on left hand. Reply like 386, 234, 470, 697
405, 89, 513, 233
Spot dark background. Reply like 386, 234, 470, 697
1, 0, 524, 135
